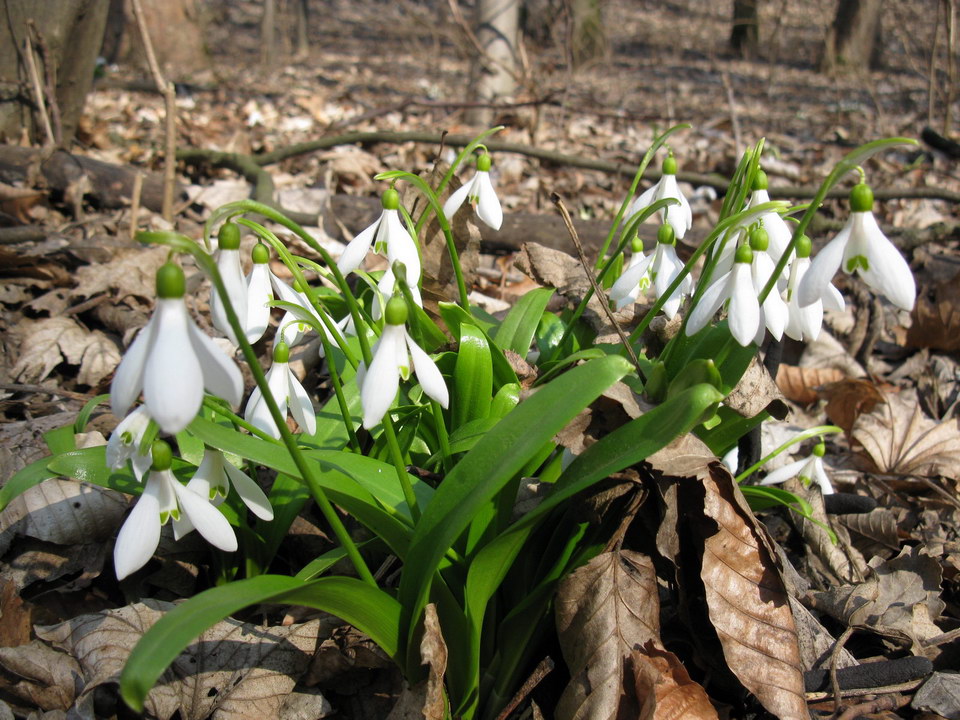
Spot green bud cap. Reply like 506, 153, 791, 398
657, 223, 676, 246
749, 225, 769, 252
384, 295, 408, 326
752, 170, 769, 191
849, 182, 874, 213
218, 222, 241, 250
813, 441, 826, 457
156, 262, 186, 299
381, 187, 400, 210
630, 235, 644, 253
273, 341, 290, 364
662, 154, 678, 175
796, 235, 812, 259
150, 439, 173, 471
734, 244, 753, 264
251, 243, 270, 264
476, 153, 492, 172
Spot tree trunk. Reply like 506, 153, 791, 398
570, 0, 606, 68
0, 0, 109, 145
819, 0, 884, 74
730, 0, 759, 59
295, 0, 310, 59
261, 0, 277, 68
466, 0, 520, 126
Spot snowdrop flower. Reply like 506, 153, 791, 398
686, 244, 759, 347
760, 441, 834, 495
628, 153, 692, 240
609, 236, 652, 309
360, 295, 448, 430
244, 242, 273, 344
182, 448, 273, 525
270, 274, 351, 357
798, 181, 915, 312
443, 151, 503, 231
338, 187, 422, 285
106, 406, 153, 480
209, 222, 248, 345
114, 440, 237, 580
111, 263, 243, 434
747, 171, 791, 271
784, 235, 845, 342
244, 341, 317, 438
748, 225, 788, 342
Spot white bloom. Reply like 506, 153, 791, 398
747, 181, 791, 269
609, 247, 653, 309
628, 155, 692, 240
784, 243, 844, 342
338, 188, 422, 284
114, 443, 238, 580
686, 247, 759, 347
443, 154, 503, 230
244, 342, 317, 439
244, 243, 274, 344
210, 248, 247, 345
271, 275, 351, 357
359, 298, 448, 430
751, 246, 788, 342
798, 183, 915, 312
106, 407, 153, 480
760, 452, 834, 495
182, 448, 273, 524
650, 240, 693, 319
111, 263, 243, 434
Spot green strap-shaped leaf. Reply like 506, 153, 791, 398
47, 447, 144, 496
453, 324, 493, 429
439, 302, 517, 390
397, 355, 633, 667
120, 575, 401, 712
0, 456, 58, 512
493, 288, 554, 355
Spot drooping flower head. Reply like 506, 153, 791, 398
359, 295, 448, 430
686, 244, 759, 347
106, 406, 153, 480
244, 341, 317, 439
183, 448, 273, 523
111, 263, 243, 434
747, 224, 788, 342
609, 235, 652, 309
443, 150, 503, 230
628, 153, 692, 241
784, 234, 844, 342
244, 242, 273, 345
747, 170, 791, 270
338, 187, 422, 285
209, 222, 248, 345
114, 440, 238, 580
760, 440, 834, 495
798, 179, 915, 311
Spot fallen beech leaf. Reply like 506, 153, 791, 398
811, 546, 945, 652
631, 643, 718, 720
0, 479, 128, 545
776, 364, 845, 405
725, 356, 788, 419
36, 600, 323, 720
851, 391, 960, 477
71, 246, 169, 302
555, 550, 661, 720
818, 378, 886, 433
11, 317, 120, 386
906, 273, 960, 352
0, 639, 81, 710
911, 671, 960, 718
696, 464, 807, 720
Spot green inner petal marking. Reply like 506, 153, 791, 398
846, 255, 869, 272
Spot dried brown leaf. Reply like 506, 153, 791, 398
71, 246, 169, 302
852, 391, 960, 477
906, 273, 960, 352
911, 671, 960, 718
775, 364, 846, 405
0, 640, 81, 711
697, 465, 807, 720
421, 603, 448, 720
0, 480, 127, 545
631, 643, 718, 720
837, 508, 901, 562
724, 356, 787, 419
555, 550, 660, 720
10, 317, 120, 386
818, 378, 886, 433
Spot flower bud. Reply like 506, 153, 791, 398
749, 225, 769, 252
251, 243, 270, 264
384, 295, 408, 326
150, 439, 173, 471
734, 244, 753, 264
849, 182, 874, 213
657, 223, 676, 246
752, 170, 769, 191
156, 263, 186, 299
477, 153, 492, 172
381, 187, 400, 210
630, 235, 644, 253
218, 222, 241, 250
273, 341, 290, 363
813, 441, 826, 457
662, 154, 678, 175
795, 234, 812, 259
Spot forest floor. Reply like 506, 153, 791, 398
1, 1, 960, 718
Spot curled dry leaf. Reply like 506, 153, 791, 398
421, 603, 448, 720
35, 600, 324, 720
10, 317, 120, 386
0, 640, 81, 711
818, 378, 886, 434
775, 364, 845, 405
724, 356, 788, 419
852, 391, 960, 477
906, 272, 960, 352
630, 643, 719, 720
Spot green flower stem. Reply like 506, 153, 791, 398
595, 123, 690, 265
431, 400, 453, 474
377, 170, 470, 309
201, 397, 283, 444
138, 230, 378, 588
735, 425, 842, 483
381, 414, 421, 522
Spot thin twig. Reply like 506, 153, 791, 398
830, 626, 855, 717
836, 694, 909, 720
494, 657, 554, 720
23, 27, 54, 147
130, 171, 143, 241
719, 69, 743, 151
806, 678, 923, 702
27, 21, 61, 145
0, 383, 93, 401
551, 192, 642, 374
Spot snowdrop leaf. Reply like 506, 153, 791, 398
453, 324, 492, 429
494, 287, 554, 356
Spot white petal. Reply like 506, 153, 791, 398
361, 324, 404, 429
106, 406, 152, 471
823, 283, 845, 312
475, 171, 503, 230
798, 227, 849, 307
113, 474, 162, 580
188, 449, 228, 501
659, 175, 691, 239
406, 331, 449, 408
813, 459, 834, 495
728, 264, 760, 346
244, 263, 273, 344
443, 181, 474, 222
144, 299, 203, 433
383, 209, 421, 283
110, 315, 156, 419
628, 180, 659, 219
758, 458, 808, 486
762, 211, 793, 266
247, 362, 289, 439
171, 480, 238, 552
857, 213, 916, 311
609, 253, 653, 308
337, 218, 378, 275
685, 273, 730, 336
223, 461, 274, 521
286, 368, 317, 436
210, 249, 247, 344
761, 288, 787, 341
187, 320, 244, 408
